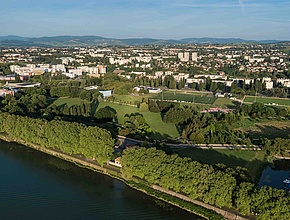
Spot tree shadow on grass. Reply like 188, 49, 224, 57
56, 103, 66, 111
247, 124, 290, 139
104, 106, 117, 114
225, 101, 240, 109
175, 147, 267, 183
90, 101, 99, 115
149, 132, 171, 141
46, 97, 58, 105
96, 122, 119, 139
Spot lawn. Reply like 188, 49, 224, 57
112, 94, 153, 105
97, 102, 179, 139
212, 97, 238, 108
176, 147, 266, 181
152, 91, 217, 104
50, 98, 179, 139
244, 96, 290, 106
107, 93, 236, 109
233, 118, 290, 139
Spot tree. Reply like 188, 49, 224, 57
234, 182, 255, 215
139, 103, 149, 112
163, 107, 191, 124
120, 147, 290, 219
95, 107, 116, 122
80, 126, 114, 165
0, 112, 114, 166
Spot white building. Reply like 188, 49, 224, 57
64, 69, 82, 78
164, 71, 174, 76
192, 52, 198, 61
186, 78, 205, 84
265, 81, 274, 90
283, 81, 290, 88
194, 74, 227, 80
98, 65, 107, 74
100, 90, 112, 98
262, 77, 272, 83
154, 71, 164, 77
174, 73, 189, 82
131, 71, 146, 76
178, 52, 190, 62
51, 64, 66, 73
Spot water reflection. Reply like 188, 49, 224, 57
259, 163, 290, 190
0, 140, 202, 220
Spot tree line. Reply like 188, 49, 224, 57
138, 99, 290, 153
121, 147, 290, 220
0, 112, 114, 165
50, 86, 101, 102
238, 102, 289, 118
119, 113, 152, 139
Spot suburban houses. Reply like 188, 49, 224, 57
0, 43, 289, 96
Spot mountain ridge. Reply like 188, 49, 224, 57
0, 35, 286, 47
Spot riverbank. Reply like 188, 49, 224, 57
0, 134, 248, 220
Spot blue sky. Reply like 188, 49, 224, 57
0, 0, 289, 40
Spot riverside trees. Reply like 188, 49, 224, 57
118, 113, 152, 139
121, 147, 290, 220
0, 112, 114, 165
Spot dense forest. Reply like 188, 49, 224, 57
121, 147, 290, 220
0, 113, 114, 165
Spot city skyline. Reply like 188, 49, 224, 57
0, 0, 290, 40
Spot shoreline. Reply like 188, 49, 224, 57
0, 134, 248, 220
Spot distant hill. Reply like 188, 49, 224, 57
0, 35, 29, 41
180, 37, 251, 44
0, 35, 284, 47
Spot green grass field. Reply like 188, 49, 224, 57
112, 94, 153, 105
98, 102, 179, 139
152, 91, 217, 104
176, 147, 266, 181
50, 97, 179, 139
212, 98, 238, 108
244, 96, 290, 106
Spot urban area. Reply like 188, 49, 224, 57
1, 42, 290, 220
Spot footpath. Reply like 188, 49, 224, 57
152, 185, 248, 220
118, 135, 261, 150
0, 135, 250, 220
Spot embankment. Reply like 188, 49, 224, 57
0, 134, 249, 220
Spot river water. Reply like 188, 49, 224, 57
258, 160, 290, 190
0, 140, 202, 220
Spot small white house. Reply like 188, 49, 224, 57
100, 90, 112, 98
108, 157, 122, 167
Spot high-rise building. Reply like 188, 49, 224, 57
98, 65, 107, 74
178, 52, 190, 62
183, 52, 190, 61
178, 52, 184, 60
192, 52, 198, 61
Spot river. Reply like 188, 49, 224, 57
0, 140, 202, 220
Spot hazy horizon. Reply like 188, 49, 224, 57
1, 0, 290, 41
0, 34, 287, 42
